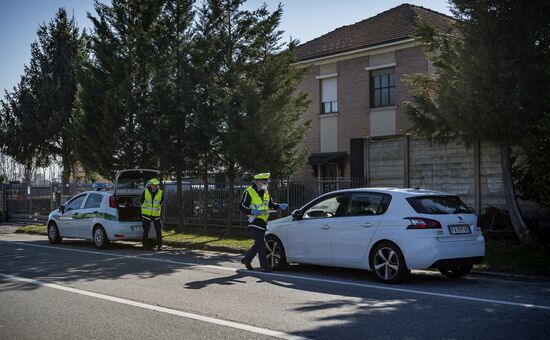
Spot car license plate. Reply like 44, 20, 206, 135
131, 225, 142, 232
449, 224, 471, 234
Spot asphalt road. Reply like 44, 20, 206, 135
0, 228, 549, 339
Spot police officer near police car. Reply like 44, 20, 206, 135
140, 178, 164, 250
239, 173, 288, 272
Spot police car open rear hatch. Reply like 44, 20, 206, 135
115, 169, 160, 196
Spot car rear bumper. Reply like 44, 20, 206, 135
429, 256, 484, 268
402, 234, 485, 269
102, 221, 157, 240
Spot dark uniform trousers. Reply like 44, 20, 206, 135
142, 215, 162, 248
243, 226, 269, 269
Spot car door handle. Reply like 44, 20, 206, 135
93, 211, 98, 214
362, 222, 373, 228
321, 225, 330, 230
73, 212, 79, 216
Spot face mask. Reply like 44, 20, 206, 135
260, 183, 268, 190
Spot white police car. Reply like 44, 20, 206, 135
47, 169, 160, 249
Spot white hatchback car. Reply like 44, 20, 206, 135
265, 188, 485, 283
47, 169, 160, 249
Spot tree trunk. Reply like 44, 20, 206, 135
500, 143, 537, 244
176, 172, 185, 233
201, 170, 209, 229
224, 169, 235, 235
61, 151, 72, 196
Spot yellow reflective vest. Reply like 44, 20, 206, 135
246, 186, 270, 222
141, 189, 163, 217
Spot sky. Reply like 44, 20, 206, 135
0, 0, 453, 93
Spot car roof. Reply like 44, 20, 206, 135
328, 187, 457, 197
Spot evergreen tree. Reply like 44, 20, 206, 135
75, 0, 164, 178
404, 0, 550, 243
0, 75, 49, 184
153, 0, 195, 230
29, 8, 85, 193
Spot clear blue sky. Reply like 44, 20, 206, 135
0, 0, 453, 93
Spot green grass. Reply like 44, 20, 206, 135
15, 224, 550, 276
16, 224, 47, 235
475, 240, 550, 276
162, 227, 252, 253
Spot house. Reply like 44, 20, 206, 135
293, 4, 453, 179
290, 4, 549, 222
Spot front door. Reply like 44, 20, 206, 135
59, 194, 87, 237
287, 193, 347, 265
331, 192, 389, 266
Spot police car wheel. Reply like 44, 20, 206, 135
47, 222, 62, 244
265, 235, 288, 270
93, 226, 110, 249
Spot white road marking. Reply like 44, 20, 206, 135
1, 240, 550, 311
0, 272, 310, 340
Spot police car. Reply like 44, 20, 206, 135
47, 169, 160, 249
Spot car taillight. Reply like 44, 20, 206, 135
404, 217, 442, 229
109, 195, 118, 208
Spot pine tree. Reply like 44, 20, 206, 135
29, 8, 85, 193
0, 75, 49, 184
404, 0, 550, 243
75, 0, 164, 178
153, 0, 195, 230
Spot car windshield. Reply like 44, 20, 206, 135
406, 196, 472, 214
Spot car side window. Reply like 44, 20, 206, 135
303, 194, 346, 219
84, 193, 103, 209
344, 193, 391, 216
66, 194, 87, 211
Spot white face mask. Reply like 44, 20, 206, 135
260, 183, 268, 190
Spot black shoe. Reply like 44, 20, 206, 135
241, 259, 253, 270
157, 246, 162, 251
260, 267, 271, 273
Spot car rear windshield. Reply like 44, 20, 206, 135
406, 196, 472, 214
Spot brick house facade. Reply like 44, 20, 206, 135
293, 4, 452, 179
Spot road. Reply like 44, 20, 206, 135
0, 227, 549, 339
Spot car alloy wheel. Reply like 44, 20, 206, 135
265, 236, 288, 270
371, 242, 409, 283
47, 223, 61, 244
93, 227, 109, 249
374, 247, 400, 281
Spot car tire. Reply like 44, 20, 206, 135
47, 222, 62, 244
93, 226, 110, 249
370, 242, 410, 284
265, 235, 288, 270
438, 265, 473, 278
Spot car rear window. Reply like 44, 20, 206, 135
406, 196, 472, 214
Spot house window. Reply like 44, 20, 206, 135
370, 68, 395, 108
321, 77, 338, 114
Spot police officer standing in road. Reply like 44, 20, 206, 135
239, 173, 288, 272
140, 178, 163, 251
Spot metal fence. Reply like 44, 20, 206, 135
1, 177, 368, 226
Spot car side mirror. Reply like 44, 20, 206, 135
59, 205, 65, 214
291, 209, 303, 220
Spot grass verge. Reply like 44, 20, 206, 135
475, 240, 550, 277
15, 224, 549, 276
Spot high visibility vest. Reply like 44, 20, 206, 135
141, 189, 163, 217
246, 186, 270, 222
